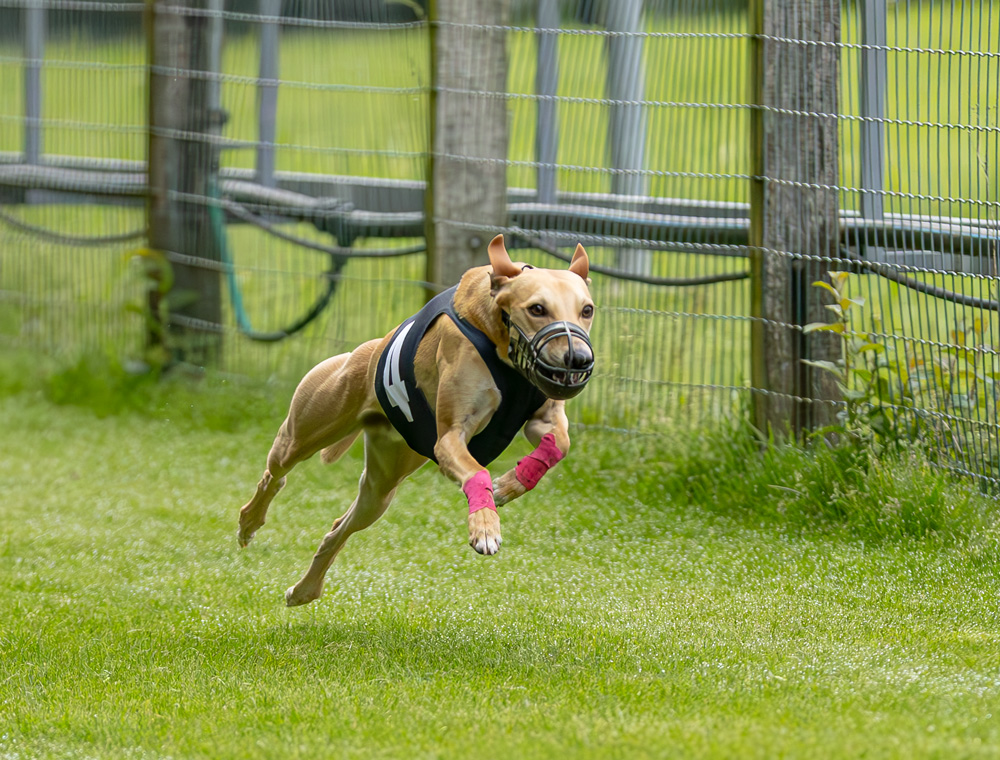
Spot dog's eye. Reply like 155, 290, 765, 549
529, 304, 547, 317
581, 305, 594, 319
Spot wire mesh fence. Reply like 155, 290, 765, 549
0, 0, 997, 488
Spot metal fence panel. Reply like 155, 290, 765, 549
0, 0, 996, 488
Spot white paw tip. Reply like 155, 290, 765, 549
472, 538, 501, 555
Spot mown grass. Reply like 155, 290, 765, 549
1, 361, 999, 759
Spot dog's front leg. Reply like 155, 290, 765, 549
433, 384, 504, 555
493, 400, 570, 507
435, 426, 504, 555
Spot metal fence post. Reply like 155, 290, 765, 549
256, 0, 280, 188
749, 0, 842, 437
24, 0, 45, 166
606, 0, 648, 276
535, 0, 558, 205
860, 0, 887, 261
147, 0, 225, 365
425, 0, 510, 288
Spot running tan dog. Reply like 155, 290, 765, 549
237, 234, 595, 607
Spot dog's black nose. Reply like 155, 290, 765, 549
564, 346, 593, 369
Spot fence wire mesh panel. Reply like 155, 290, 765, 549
0, 0, 997, 488
0, 0, 147, 359
151, 0, 433, 373
498, 0, 755, 436
836, 0, 1000, 488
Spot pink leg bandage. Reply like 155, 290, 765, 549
463, 470, 496, 514
515, 433, 565, 491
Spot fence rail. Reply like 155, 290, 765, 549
0, 0, 997, 488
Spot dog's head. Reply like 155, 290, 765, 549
487, 234, 595, 400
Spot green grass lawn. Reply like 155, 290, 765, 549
1, 380, 999, 759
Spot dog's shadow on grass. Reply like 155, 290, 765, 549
260, 614, 537, 674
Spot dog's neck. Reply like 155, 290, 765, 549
452, 266, 510, 361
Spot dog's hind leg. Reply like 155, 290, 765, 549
284, 421, 426, 607
237, 427, 362, 548
237, 346, 376, 548
237, 467, 288, 548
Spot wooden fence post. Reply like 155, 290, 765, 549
749, 0, 842, 436
147, 0, 224, 365
425, 0, 510, 288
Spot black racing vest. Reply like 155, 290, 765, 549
374, 286, 548, 466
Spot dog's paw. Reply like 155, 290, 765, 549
468, 508, 502, 555
285, 583, 321, 607
237, 508, 267, 548
237, 528, 253, 548
492, 470, 527, 507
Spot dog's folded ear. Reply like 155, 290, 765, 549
569, 243, 590, 282
488, 234, 521, 292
